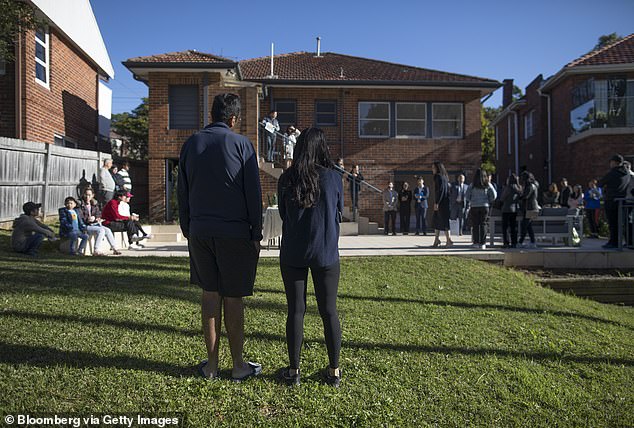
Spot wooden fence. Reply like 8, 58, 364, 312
0, 137, 108, 222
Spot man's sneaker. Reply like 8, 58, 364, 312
140, 234, 154, 240
480, 244, 486, 250
129, 242, 145, 249
278, 367, 300, 386
323, 367, 341, 388
130, 235, 142, 243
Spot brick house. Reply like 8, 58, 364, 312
124, 48, 500, 224
0, 0, 114, 150
492, 34, 634, 193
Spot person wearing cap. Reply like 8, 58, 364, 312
58, 196, 89, 256
11, 202, 56, 256
98, 159, 116, 203
101, 190, 149, 248
598, 154, 632, 248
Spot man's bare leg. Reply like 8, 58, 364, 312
201, 290, 222, 377
223, 296, 252, 378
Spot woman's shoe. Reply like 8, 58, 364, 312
446, 240, 454, 247
279, 367, 300, 386
431, 239, 441, 248
324, 367, 341, 388
112, 250, 122, 255
92, 251, 106, 257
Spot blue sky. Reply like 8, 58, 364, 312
91, 0, 634, 114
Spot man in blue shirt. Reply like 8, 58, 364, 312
178, 93, 263, 381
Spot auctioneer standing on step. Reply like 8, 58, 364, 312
178, 93, 263, 382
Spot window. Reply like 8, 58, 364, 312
54, 134, 77, 148
432, 103, 462, 138
168, 85, 199, 129
358, 102, 390, 137
396, 103, 426, 137
35, 26, 49, 88
570, 77, 633, 134
315, 100, 337, 126
524, 110, 535, 139
274, 100, 297, 128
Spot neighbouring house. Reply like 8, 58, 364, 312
492, 34, 634, 193
123, 44, 500, 225
0, 0, 114, 151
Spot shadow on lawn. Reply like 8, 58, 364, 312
255, 288, 632, 329
0, 341, 191, 378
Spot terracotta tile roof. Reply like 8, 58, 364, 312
238, 52, 498, 86
124, 50, 235, 64
566, 33, 634, 68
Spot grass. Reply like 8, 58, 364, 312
0, 232, 633, 427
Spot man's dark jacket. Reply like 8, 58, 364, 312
178, 122, 262, 241
598, 166, 631, 202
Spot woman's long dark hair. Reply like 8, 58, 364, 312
432, 161, 448, 178
472, 169, 487, 189
281, 127, 333, 208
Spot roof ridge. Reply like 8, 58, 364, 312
566, 33, 634, 68
126, 50, 234, 63
239, 51, 309, 63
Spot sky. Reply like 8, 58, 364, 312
90, 0, 634, 114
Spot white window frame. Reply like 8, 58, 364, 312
35, 26, 50, 89
395, 102, 426, 138
524, 110, 535, 139
358, 101, 390, 138
431, 103, 463, 139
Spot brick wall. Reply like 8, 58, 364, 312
13, 28, 100, 149
0, 50, 16, 138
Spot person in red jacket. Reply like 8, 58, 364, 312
102, 191, 148, 248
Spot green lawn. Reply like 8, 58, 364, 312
0, 234, 633, 427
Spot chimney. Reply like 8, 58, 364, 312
502, 79, 514, 108
316, 37, 321, 57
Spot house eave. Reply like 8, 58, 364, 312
540, 63, 634, 92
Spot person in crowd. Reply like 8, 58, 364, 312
277, 127, 343, 387
431, 161, 452, 247
11, 202, 57, 256
500, 174, 521, 248
102, 191, 145, 248
487, 173, 498, 193
261, 110, 280, 162
518, 171, 540, 249
110, 165, 125, 192
58, 196, 89, 256
118, 161, 133, 192
79, 187, 121, 256
284, 126, 299, 169
178, 93, 263, 381
465, 169, 497, 249
347, 165, 363, 218
598, 154, 631, 249
449, 174, 468, 236
413, 178, 428, 236
568, 185, 584, 211
98, 158, 116, 203
399, 182, 412, 235
624, 161, 634, 200
558, 177, 572, 208
383, 182, 398, 236
543, 183, 560, 208
584, 180, 602, 238
118, 192, 151, 246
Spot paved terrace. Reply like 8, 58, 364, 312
121, 234, 634, 269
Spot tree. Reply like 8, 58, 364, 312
481, 106, 501, 173
0, 0, 40, 61
593, 33, 622, 51
512, 85, 523, 102
111, 98, 149, 160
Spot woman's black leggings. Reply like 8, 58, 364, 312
280, 261, 341, 370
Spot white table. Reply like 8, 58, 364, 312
262, 206, 283, 248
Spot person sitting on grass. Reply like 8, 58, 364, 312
101, 191, 150, 249
79, 187, 121, 256
11, 202, 57, 257
58, 196, 89, 256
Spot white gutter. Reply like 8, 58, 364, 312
538, 88, 552, 184
512, 110, 519, 174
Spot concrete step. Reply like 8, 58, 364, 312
145, 224, 181, 233
149, 232, 183, 243
340, 222, 358, 236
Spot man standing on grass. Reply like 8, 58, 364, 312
178, 93, 263, 381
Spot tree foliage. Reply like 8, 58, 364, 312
111, 98, 149, 160
481, 106, 501, 173
0, 0, 40, 61
593, 33, 622, 51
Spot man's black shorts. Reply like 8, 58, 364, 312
188, 236, 260, 297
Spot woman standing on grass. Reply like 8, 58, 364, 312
277, 127, 343, 387
431, 161, 453, 247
